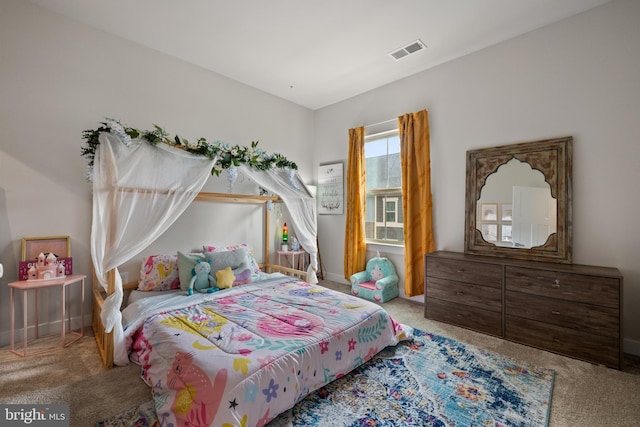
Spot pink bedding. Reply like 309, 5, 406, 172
124, 275, 408, 427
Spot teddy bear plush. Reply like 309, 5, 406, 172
188, 259, 218, 295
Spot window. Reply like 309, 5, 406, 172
365, 131, 403, 245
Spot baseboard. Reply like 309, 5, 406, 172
624, 337, 640, 357
0, 314, 92, 348
323, 271, 640, 357
5, 299, 639, 359
324, 272, 350, 285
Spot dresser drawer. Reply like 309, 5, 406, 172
505, 266, 620, 308
427, 277, 502, 312
506, 291, 619, 338
424, 251, 623, 369
427, 298, 502, 336
426, 256, 502, 288
506, 316, 620, 369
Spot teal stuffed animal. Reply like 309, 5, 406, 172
188, 259, 218, 295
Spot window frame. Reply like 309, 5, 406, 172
364, 130, 404, 246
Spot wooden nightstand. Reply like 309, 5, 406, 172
8, 274, 86, 356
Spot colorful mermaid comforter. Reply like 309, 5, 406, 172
122, 275, 409, 427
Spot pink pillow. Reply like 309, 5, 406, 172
203, 243, 261, 273
138, 254, 180, 291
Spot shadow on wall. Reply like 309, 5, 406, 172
0, 188, 19, 280
0, 187, 20, 342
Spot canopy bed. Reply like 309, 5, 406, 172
86, 122, 409, 426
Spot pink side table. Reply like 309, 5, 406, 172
276, 250, 308, 271
8, 274, 86, 357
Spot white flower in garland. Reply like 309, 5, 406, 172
106, 118, 132, 146
287, 167, 300, 190
152, 126, 168, 141
86, 165, 94, 181
82, 119, 299, 181
227, 165, 238, 193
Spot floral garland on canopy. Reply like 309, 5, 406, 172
81, 118, 298, 181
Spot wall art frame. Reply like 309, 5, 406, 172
21, 235, 71, 261
318, 162, 344, 215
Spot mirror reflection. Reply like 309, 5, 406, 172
477, 158, 556, 248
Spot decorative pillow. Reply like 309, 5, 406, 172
177, 251, 207, 291
205, 249, 249, 286
138, 254, 180, 291
203, 243, 261, 273
216, 266, 236, 289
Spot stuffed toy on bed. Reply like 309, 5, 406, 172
205, 248, 252, 288
188, 259, 218, 295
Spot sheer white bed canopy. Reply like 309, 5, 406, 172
88, 123, 317, 365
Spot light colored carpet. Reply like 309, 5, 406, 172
1, 279, 639, 427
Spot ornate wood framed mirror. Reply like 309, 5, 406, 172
464, 136, 573, 263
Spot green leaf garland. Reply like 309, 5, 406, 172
81, 119, 297, 179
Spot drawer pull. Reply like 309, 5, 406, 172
551, 279, 561, 288
455, 291, 465, 296
553, 338, 561, 343
536, 276, 545, 280
551, 310, 561, 315
456, 269, 465, 273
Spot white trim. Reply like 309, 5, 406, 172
366, 242, 404, 256
325, 271, 350, 284
365, 128, 398, 139
0, 314, 91, 348
364, 118, 396, 130
624, 337, 640, 357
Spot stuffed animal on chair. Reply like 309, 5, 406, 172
188, 259, 218, 295
350, 253, 399, 302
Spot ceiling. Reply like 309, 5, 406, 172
28, 0, 611, 110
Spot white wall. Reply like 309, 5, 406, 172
0, 0, 314, 346
2, 0, 639, 356
313, 0, 640, 352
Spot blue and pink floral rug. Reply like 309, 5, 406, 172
97, 328, 554, 427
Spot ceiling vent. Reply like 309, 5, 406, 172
389, 39, 427, 61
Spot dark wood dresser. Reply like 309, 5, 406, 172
424, 251, 623, 369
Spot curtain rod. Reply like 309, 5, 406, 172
364, 118, 396, 128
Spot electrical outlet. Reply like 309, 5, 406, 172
120, 271, 129, 284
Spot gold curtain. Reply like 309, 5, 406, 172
399, 109, 434, 297
344, 126, 367, 281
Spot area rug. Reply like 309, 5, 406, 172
96, 328, 554, 427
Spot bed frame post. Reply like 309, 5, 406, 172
264, 204, 270, 266
92, 269, 115, 369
